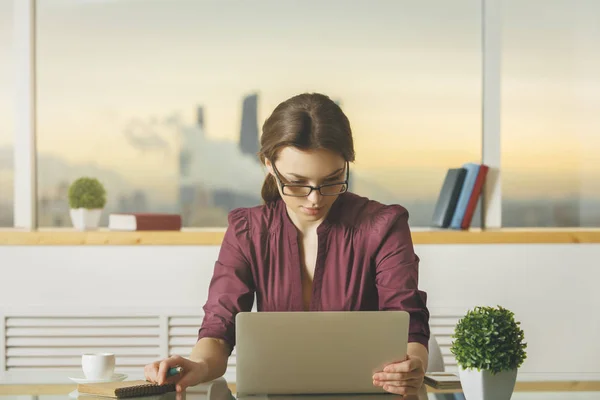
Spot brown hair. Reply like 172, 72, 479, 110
258, 93, 355, 203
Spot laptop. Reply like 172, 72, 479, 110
235, 311, 409, 395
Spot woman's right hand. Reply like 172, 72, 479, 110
144, 355, 208, 392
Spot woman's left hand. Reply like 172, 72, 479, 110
372, 354, 425, 396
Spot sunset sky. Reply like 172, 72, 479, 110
1, 0, 599, 203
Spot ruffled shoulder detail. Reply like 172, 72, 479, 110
338, 193, 409, 236
365, 203, 409, 236
227, 207, 250, 239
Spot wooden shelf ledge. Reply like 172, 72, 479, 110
1, 228, 600, 245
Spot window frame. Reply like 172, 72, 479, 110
10, 0, 502, 229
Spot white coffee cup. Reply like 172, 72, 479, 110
82, 353, 116, 380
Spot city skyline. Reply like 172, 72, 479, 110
0, 90, 598, 229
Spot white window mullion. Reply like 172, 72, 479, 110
481, 0, 502, 229
13, 0, 37, 229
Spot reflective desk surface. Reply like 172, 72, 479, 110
2, 378, 600, 400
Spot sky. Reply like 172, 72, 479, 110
0, 0, 599, 205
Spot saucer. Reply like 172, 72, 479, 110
68, 372, 128, 384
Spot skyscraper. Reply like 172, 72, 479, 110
178, 106, 206, 225
179, 106, 205, 185
196, 105, 204, 130
239, 93, 259, 158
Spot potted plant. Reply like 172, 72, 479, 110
68, 177, 107, 231
450, 305, 527, 400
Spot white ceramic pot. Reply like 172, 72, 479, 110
458, 366, 517, 400
427, 334, 445, 373
70, 208, 103, 231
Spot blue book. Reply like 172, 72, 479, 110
449, 163, 481, 229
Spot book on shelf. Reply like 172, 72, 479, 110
431, 163, 489, 230
431, 168, 467, 228
108, 213, 182, 231
461, 163, 489, 229
449, 163, 482, 229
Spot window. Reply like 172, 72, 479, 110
502, 0, 600, 227
0, 0, 14, 227
36, 0, 482, 228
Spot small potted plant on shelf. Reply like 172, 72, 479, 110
450, 305, 527, 400
68, 177, 107, 231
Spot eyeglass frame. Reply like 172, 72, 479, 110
270, 160, 350, 197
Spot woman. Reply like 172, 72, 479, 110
144, 93, 430, 396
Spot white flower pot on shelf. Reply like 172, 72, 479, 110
458, 366, 517, 400
70, 208, 103, 231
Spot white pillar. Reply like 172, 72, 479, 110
13, 0, 37, 229
481, 0, 502, 229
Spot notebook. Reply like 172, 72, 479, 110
77, 380, 176, 398
423, 372, 462, 390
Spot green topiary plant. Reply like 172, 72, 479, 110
450, 305, 527, 375
68, 177, 107, 209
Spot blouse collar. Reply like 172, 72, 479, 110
278, 193, 347, 238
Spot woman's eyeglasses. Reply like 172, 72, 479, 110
271, 161, 349, 197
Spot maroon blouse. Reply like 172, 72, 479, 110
198, 192, 430, 353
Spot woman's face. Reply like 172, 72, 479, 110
266, 147, 347, 226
